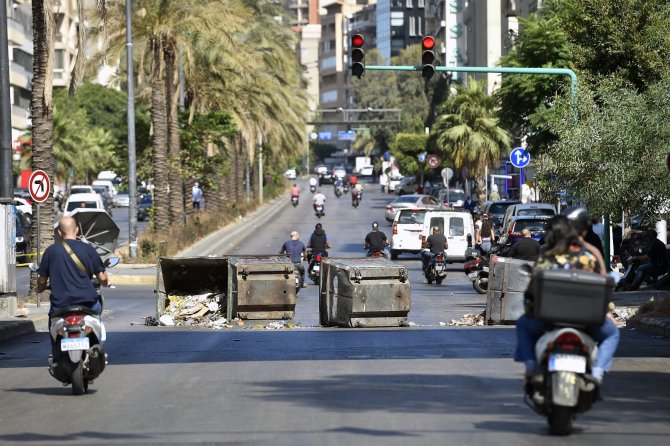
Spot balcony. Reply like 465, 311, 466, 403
11, 105, 29, 131
9, 62, 30, 89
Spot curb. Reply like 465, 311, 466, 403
628, 316, 670, 338
108, 274, 155, 286
0, 319, 36, 344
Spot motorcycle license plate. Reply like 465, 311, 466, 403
548, 354, 586, 373
313, 265, 320, 273
61, 337, 90, 352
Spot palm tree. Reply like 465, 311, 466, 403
431, 77, 511, 203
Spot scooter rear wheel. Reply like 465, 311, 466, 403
71, 361, 86, 395
548, 405, 573, 436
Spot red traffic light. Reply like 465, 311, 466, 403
422, 36, 435, 50
352, 34, 364, 48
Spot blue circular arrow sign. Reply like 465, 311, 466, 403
510, 147, 530, 168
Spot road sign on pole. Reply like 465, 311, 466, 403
510, 147, 530, 168
28, 169, 50, 203
427, 154, 440, 169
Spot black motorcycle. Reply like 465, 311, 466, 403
307, 251, 326, 285
424, 252, 448, 285
352, 192, 360, 208
291, 195, 299, 207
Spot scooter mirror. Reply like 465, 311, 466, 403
105, 256, 121, 268
28, 262, 39, 272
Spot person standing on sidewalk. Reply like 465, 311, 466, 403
192, 182, 203, 210
280, 231, 307, 288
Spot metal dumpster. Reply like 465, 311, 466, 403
156, 257, 229, 317
156, 255, 296, 321
485, 255, 533, 325
319, 258, 411, 327
227, 255, 296, 320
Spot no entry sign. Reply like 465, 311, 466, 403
29, 169, 51, 203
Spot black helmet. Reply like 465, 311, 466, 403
563, 206, 591, 234
372, 221, 379, 230
315, 223, 322, 230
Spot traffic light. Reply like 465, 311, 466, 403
351, 34, 365, 78
421, 36, 436, 80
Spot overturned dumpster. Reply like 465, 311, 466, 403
319, 258, 411, 328
485, 256, 533, 325
156, 256, 296, 323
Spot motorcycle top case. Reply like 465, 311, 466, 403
319, 257, 411, 327
532, 269, 614, 326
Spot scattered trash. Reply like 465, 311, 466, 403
159, 314, 175, 326
611, 306, 638, 327
266, 321, 286, 330
439, 321, 447, 326
161, 292, 228, 328
144, 316, 160, 326
447, 312, 485, 326
14, 308, 29, 318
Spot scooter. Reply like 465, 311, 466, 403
352, 192, 360, 208
315, 204, 324, 218
343, 184, 350, 194
523, 268, 614, 436
424, 251, 448, 285
309, 184, 317, 193
465, 253, 489, 294
307, 251, 326, 285
334, 185, 342, 198
32, 256, 120, 395
291, 195, 299, 207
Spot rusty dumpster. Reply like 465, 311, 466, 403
319, 258, 411, 327
485, 255, 533, 325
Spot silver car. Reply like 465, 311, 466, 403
384, 194, 442, 224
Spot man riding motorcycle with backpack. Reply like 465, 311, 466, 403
307, 223, 331, 278
364, 222, 389, 257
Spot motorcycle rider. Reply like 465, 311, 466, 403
313, 189, 326, 214
352, 182, 363, 201
36, 216, 109, 340
421, 226, 448, 271
514, 215, 620, 386
334, 176, 343, 196
364, 221, 389, 256
307, 223, 331, 275
279, 230, 307, 288
309, 176, 318, 191
621, 229, 669, 290
290, 183, 300, 198
507, 228, 541, 262
564, 206, 606, 271
477, 213, 495, 253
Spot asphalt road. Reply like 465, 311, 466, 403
1, 179, 669, 445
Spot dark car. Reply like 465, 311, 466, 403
137, 194, 153, 221
318, 170, 335, 186
15, 208, 31, 263
498, 216, 550, 247
480, 200, 522, 236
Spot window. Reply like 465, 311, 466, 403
409, 16, 416, 36
55, 50, 65, 70
398, 210, 426, 224
417, 16, 422, 35
418, 0, 425, 6
429, 217, 445, 235
406, 0, 413, 7
449, 217, 465, 236
391, 11, 404, 27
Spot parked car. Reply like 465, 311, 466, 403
283, 168, 297, 180
92, 179, 118, 197
387, 172, 404, 193
421, 210, 476, 263
500, 202, 557, 236
63, 192, 106, 216
385, 194, 441, 224
497, 215, 551, 247
390, 208, 429, 259
14, 188, 32, 201
480, 200, 521, 236
137, 194, 154, 221
13, 197, 32, 227
14, 208, 31, 263
395, 176, 419, 195
113, 190, 130, 207
437, 188, 467, 208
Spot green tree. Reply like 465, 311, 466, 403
389, 133, 428, 178
538, 75, 670, 219
431, 77, 511, 203
495, 11, 572, 152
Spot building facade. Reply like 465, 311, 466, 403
5, 0, 32, 143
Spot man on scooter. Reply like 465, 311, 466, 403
279, 230, 307, 288
36, 216, 109, 337
313, 190, 326, 214
421, 226, 448, 271
364, 222, 389, 256
307, 223, 331, 276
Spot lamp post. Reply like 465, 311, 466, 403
126, 0, 138, 258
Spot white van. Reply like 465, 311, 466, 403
92, 179, 117, 197
64, 193, 106, 216
421, 210, 475, 263
391, 208, 429, 260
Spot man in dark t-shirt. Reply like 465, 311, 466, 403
37, 216, 108, 325
364, 222, 388, 256
629, 229, 669, 290
280, 230, 307, 287
421, 226, 448, 271
508, 229, 541, 262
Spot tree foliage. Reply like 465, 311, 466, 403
539, 75, 670, 218
389, 133, 428, 178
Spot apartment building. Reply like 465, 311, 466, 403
52, 0, 79, 89
6, 0, 32, 143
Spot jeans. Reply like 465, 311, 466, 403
480, 238, 492, 253
421, 251, 436, 271
630, 263, 664, 289
514, 314, 620, 377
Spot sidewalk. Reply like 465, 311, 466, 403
1, 194, 290, 344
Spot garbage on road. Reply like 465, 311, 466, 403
445, 312, 486, 326
162, 292, 230, 328
611, 305, 638, 327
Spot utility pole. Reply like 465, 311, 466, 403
0, 1, 17, 315
126, 0, 138, 258
258, 130, 263, 204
